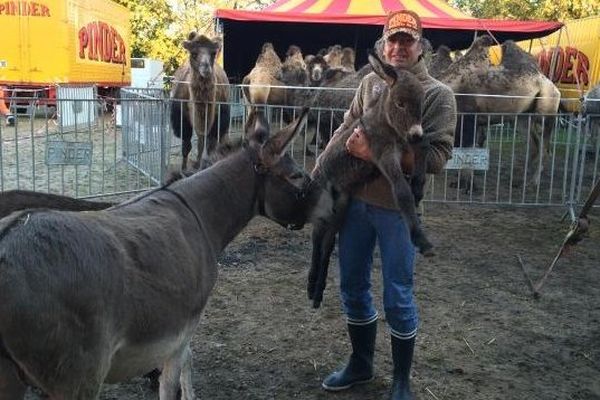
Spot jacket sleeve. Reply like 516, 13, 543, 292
332, 79, 367, 136
422, 84, 457, 174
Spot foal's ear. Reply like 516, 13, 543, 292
368, 52, 396, 87
261, 107, 309, 163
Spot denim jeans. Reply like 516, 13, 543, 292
338, 198, 418, 338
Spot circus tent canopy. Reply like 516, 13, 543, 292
215, 0, 563, 81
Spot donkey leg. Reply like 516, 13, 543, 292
0, 354, 27, 400
159, 345, 192, 400
376, 152, 433, 255
179, 346, 195, 400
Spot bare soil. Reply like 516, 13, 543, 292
81, 203, 600, 400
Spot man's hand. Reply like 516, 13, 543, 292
346, 126, 373, 162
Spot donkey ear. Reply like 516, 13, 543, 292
261, 107, 309, 161
368, 52, 396, 87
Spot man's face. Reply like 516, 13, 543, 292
383, 32, 422, 68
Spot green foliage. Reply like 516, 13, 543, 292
112, 0, 276, 76
449, 0, 599, 20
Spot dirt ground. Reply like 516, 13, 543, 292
54, 202, 597, 400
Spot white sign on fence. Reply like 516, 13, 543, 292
46, 141, 93, 165
445, 147, 489, 170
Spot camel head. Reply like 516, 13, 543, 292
305, 55, 328, 84
368, 52, 424, 139
183, 32, 221, 79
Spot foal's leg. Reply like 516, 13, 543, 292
375, 150, 433, 255
308, 189, 349, 308
0, 354, 26, 400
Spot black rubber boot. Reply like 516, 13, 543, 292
390, 335, 416, 400
322, 320, 377, 391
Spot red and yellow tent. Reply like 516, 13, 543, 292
215, 0, 562, 81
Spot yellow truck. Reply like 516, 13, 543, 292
516, 15, 600, 111
0, 0, 130, 104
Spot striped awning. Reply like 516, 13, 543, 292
263, 0, 474, 19
215, 0, 563, 49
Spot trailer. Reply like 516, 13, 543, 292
516, 16, 600, 111
0, 0, 131, 115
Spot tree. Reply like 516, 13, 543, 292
450, 0, 598, 20
113, 0, 181, 74
113, 0, 277, 75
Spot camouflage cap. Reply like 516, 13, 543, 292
383, 10, 422, 41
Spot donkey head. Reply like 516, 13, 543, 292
246, 108, 317, 229
183, 32, 222, 79
368, 52, 424, 139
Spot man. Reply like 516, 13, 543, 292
320, 10, 456, 400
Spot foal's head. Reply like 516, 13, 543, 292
369, 52, 424, 140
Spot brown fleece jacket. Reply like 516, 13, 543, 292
333, 58, 457, 210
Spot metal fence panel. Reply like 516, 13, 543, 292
1, 85, 598, 215
56, 85, 97, 132
120, 87, 170, 185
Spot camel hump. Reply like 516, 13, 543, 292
500, 40, 540, 73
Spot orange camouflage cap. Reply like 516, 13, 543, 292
382, 10, 422, 41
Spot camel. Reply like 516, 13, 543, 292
304, 54, 329, 86
307, 63, 373, 147
438, 35, 561, 187
170, 32, 230, 172
426, 45, 453, 80
323, 45, 342, 68
340, 47, 356, 73
242, 42, 286, 113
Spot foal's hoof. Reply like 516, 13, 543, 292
420, 246, 435, 257
414, 236, 435, 257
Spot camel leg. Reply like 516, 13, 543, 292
0, 354, 27, 400
181, 138, 192, 172
528, 121, 544, 188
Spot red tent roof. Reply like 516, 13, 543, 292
216, 0, 562, 35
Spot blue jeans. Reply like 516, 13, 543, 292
338, 198, 418, 339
